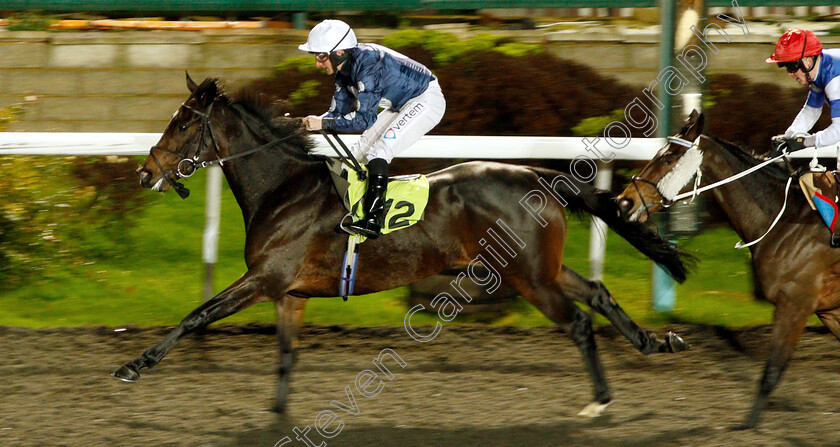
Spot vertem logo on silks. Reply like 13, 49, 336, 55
383, 103, 425, 140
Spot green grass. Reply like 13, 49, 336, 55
0, 169, 791, 329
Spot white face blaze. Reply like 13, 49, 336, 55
656, 146, 703, 201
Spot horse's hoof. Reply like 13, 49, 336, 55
577, 401, 610, 417
665, 331, 689, 353
733, 411, 760, 431
732, 418, 758, 431
112, 364, 140, 382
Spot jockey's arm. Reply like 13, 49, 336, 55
323, 67, 381, 133
319, 75, 356, 124
785, 89, 824, 138
794, 94, 840, 148
803, 78, 840, 147
810, 116, 840, 148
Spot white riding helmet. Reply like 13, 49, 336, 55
298, 20, 357, 53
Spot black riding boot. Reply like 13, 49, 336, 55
347, 158, 389, 239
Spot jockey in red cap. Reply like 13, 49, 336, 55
768, 28, 840, 246
767, 28, 840, 151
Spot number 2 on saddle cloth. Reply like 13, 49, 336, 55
326, 158, 431, 297
326, 158, 430, 238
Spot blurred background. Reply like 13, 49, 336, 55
1, 1, 838, 329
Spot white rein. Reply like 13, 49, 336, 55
662, 136, 792, 249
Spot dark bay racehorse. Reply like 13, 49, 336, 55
617, 110, 840, 428
115, 74, 691, 416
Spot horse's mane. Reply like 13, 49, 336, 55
703, 134, 810, 218
224, 81, 320, 159
705, 134, 790, 183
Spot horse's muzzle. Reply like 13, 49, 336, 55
617, 197, 635, 218
616, 196, 648, 223
136, 167, 153, 189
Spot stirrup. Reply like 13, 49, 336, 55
831, 232, 840, 248
334, 224, 358, 236
334, 212, 359, 236
347, 219, 381, 239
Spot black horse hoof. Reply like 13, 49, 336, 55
665, 331, 689, 353
732, 411, 760, 431
112, 364, 141, 382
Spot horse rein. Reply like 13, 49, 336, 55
631, 135, 796, 249
319, 129, 365, 179
147, 98, 300, 199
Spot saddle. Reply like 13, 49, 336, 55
798, 170, 840, 247
326, 159, 431, 298
326, 159, 430, 238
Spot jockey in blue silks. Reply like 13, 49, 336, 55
299, 20, 446, 239
769, 28, 840, 246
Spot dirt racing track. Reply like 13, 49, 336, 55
2, 323, 840, 447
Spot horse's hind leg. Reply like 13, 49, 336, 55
112, 273, 263, 381
274, 295, 306, 413
517, 286, 611, 416
569, 305, 612, 416
557, 265, 688, 355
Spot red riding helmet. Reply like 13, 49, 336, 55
766, 28, 822, 63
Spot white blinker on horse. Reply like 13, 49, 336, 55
654, 135, 795, 249
656, 137, 703, 203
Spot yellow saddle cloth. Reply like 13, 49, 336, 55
326, 159, 430, 236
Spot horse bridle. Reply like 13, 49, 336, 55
146, 99, 220, 198
147, 96, 300, 199
628, 136, 700, 219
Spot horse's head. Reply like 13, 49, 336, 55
617, 110, 706, 222
136, 73, 223, 199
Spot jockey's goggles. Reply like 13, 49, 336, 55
315, 52, 330, 62
777, 61, 801, 73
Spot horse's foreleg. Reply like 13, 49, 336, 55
274, 295, 306, 413
741, 302, 811, 429
112, 274, 262, 382
558, 265, 688, 355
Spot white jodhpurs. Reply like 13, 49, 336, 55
351, 79, 446, 164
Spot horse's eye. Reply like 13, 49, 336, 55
180, 124, 188, 131
662, 154, 678, 165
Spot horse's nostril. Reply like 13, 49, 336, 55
136, 168, 152, 184
617, 198, 633, 215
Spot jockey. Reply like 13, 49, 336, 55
299, 19, 446, 239
768, 28, 840, 246
767, 28, 840, 152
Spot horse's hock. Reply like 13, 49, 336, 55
409, 267, 518, 316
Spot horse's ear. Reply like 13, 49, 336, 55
680, 109, 705, 141
186, 71, 198, 93
194, 78, 218, 108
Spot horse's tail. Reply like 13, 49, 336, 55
531, 169, 694, 283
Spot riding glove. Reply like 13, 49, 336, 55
783, 136, 807, 151
770, 136, 807, 157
